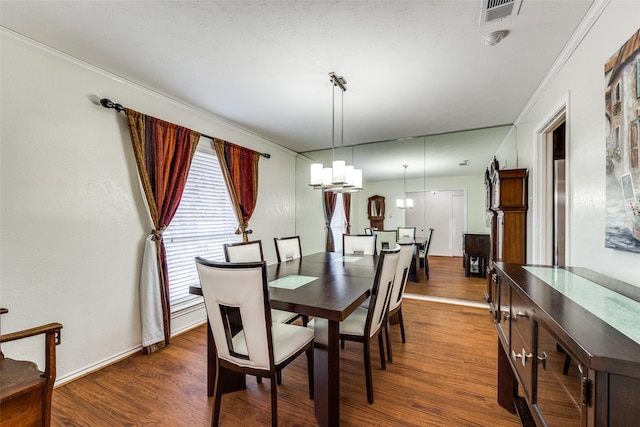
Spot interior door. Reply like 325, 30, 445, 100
452, 194, 464, 257
406, 190, 464, 256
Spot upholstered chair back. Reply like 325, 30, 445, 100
343, 234, 377, 255
195, 259, 273, 371
397, 226, 416, 240
367, 247, 400, 338
224, 240, 264, 262
389, 242, 414, 312
274, 236, 302, 262
373, 229, 398, 254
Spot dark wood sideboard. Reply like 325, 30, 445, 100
462, 233, 490, 278
490, 262, 640, 426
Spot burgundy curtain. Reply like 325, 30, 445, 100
125, 109, 200, 354
323, 192, 337, 252
213, 138, 261, 242
342, 193, 351, 234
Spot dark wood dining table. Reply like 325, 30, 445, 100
189, 251, 379, 427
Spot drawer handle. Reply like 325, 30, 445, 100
511, 348, 533, 367
514, 311, 528, 319
537, 352, 548, 370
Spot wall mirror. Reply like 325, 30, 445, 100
295, 125, 516, 303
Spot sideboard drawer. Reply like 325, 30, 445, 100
510, 326, 534, 401
510, 289, 534, 348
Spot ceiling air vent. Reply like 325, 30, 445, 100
480, 0, 522, 24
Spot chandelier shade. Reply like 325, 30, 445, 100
396, 164, 413, 209
309, 72, 363, 193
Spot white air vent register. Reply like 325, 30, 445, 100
480, 0, 522, 24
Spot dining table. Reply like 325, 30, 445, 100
189, 251, 379, 427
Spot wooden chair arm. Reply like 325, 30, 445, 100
0, 323, 63, 345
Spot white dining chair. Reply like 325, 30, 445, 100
343, 234, 377, 255
419, 228, 434, 279
385, 241, 415, 362
338, 247, 400, 404
397, 226, 416, 241
223, 240, 301, 325
274, 236, 302, 262
373, 229, 398, 254
223, 240, 264, 263
195, 258, 314, 426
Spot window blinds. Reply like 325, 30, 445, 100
164, 142, 241, 306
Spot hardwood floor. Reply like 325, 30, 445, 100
51, 257, 518, 426
405, 255, 488, 303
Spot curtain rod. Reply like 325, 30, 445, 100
99, 98, 271, 159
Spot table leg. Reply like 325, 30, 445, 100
497, 340, 517, 413
313, 318, 341, 427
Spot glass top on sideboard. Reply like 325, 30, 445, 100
523, 266, 640, 346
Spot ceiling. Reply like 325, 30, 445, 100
1, 1, 594, 177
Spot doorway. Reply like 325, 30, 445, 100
534, 100, 570, 265
552, 122, 566, 266
405, 189, 465, 256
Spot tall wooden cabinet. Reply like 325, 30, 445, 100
486, 160, 528, 265
485, 159, 528, 306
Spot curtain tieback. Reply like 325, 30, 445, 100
235, 223, 249, 235
151, 226, 166, 241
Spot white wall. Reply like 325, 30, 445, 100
352, 174, 488, 240
511, 1, 639, 286
0, 32, 298, 383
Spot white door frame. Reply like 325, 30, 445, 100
532, 93, 572, 265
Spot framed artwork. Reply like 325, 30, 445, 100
604, 28, 640, 253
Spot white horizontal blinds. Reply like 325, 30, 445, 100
164, 142, 241, 307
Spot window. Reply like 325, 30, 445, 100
330, 195, 345, 253
164, 140, 241, 309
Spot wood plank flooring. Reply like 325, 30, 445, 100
405, 255, 487, 303
51, 257, 519, 426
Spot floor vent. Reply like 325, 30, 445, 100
480, 0, 522, 24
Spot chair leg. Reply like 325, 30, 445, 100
385, 320, 393, 363
398, 308, 406, 343
340, 339, 345, 349
425, 257, 430, 280
212, 367, 225, 427
257, 375, 262, 384
302, 315, 309, 327
306, 346, 314, 399
270, 375, 278, 427
277, 370, 282, 385
378, 332, 386, 370
364, 341, 374, 404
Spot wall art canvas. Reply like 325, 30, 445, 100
605, 28, 640, 253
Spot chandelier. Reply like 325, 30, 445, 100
309, 72, 363, 193
396, 164, 413, 209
